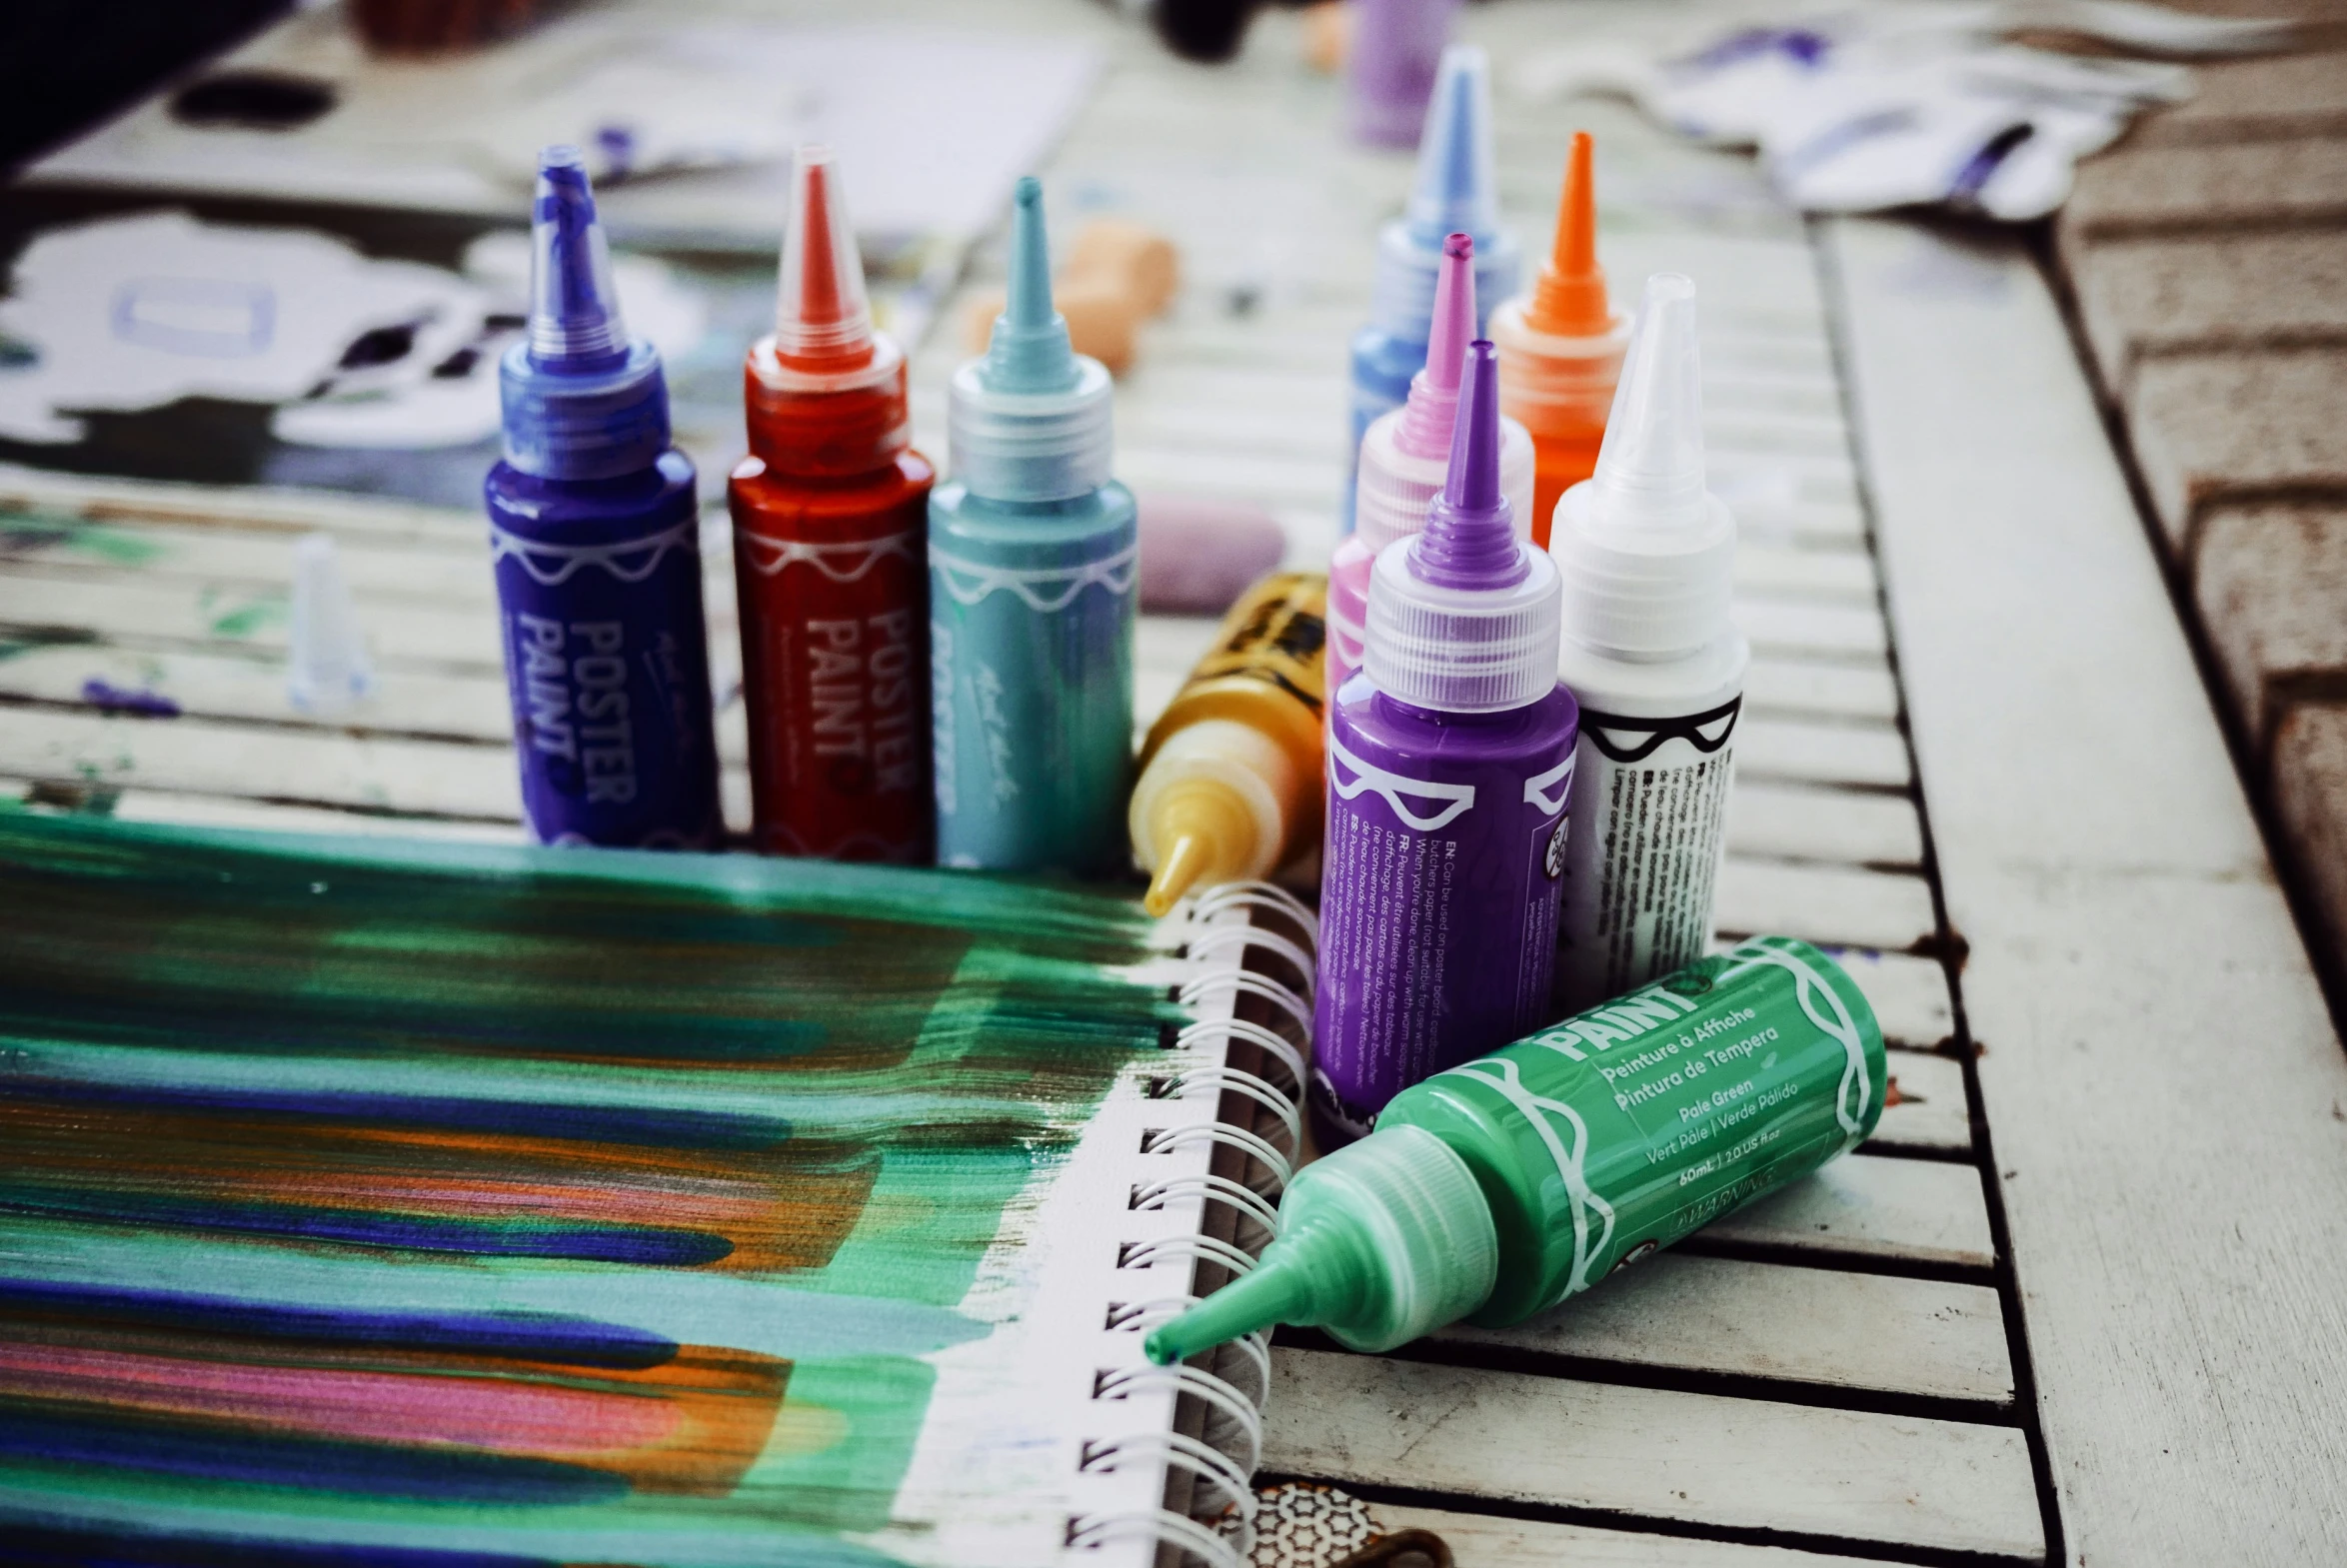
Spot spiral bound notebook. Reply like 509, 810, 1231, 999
0, 812, 1308, 1568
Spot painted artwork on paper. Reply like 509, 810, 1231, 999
0, 811, 1177, 1564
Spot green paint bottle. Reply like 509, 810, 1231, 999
1146, 935, 1885, 1359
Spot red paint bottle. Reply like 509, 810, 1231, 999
730, 146, 937, 861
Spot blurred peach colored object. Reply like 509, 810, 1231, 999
961, 218, 1177, 376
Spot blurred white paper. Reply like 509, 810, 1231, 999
0, 211, 703, 451
27, 4, 1102, 250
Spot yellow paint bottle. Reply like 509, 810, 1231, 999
1131, 572, 1327, 915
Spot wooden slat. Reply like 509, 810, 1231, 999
0, 706, 518, 819
1872, 1049, 1972, 1155
1732, 543, 1877, 603
1740, 659, 1899, 723
1734, 599, 1887, 662
1437, 1251, 2010, 1405
1713, 857, 1936, 952
1263, 1351, 2044, 1561
0, 643, 511, 740
1697, 1153, 1994, 1273
0, 568, 500, 671
1367, 1504, 1887, 1568
1832, 214, 2347, 1560
0, 776, 519, 842
1724, 780, 1921, 867
1830, 947, 1953, 1048
1733, 716, 1910, 789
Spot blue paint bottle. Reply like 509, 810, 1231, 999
1343, 44, 1518, 533
487, 147, 721, 848
928, 177, 1137, 873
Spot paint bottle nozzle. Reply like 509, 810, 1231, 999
500, 146, 670, 481
1364, 46, 1518, 345
1132, 720, 1295, 917
1405, 48, 1500, 247
1394, 234, 1476, 458
1526, 132, 1610, 337
985, 178, 1079, 395
1146, 1124, 1498, 1362
1587, 274, 1706, 532
1363, 343, 1563, 714
948, 176, 1114, 503
287, 532, 373, 716
1549, 273, 1735, 659
527, 146, 628, 372
773, 144, 875, 371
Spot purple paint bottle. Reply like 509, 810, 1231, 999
1313, 340, 1578, 1145
487, 146, 721, 848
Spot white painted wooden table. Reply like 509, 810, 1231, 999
3, 2, 2343, 1563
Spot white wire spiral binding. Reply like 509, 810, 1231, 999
1190, 880, 1318, 947
1176, 969, 1312, 1042
1152, 1067, 1301, 1160
1184, 921, 1317, 995
1174, 1016, 1305, 1096
1068, 1507, 1241, 1568
1072, 882, 1316, 1568
1143, 1120, 1293, 1196
1095, 1362, 1265, 1476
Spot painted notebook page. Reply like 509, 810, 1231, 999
0, 813, 1192, 1566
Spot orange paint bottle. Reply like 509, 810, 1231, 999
730, 146, 937, 861
1488, 131, 1630, 550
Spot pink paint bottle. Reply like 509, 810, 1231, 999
1327, 232, 1532, 698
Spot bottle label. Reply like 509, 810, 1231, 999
1312, 724, 1572, 1139
927, 530, 1137, 873
1186, 573, 1326, 721
734, 522, 931, 861
1405, 936, 1884, 1317
1553, 698, 1741, 1014
492, 514, 720, 849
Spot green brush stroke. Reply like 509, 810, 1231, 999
0, 812, 1177, 1562
0, 508, 165, 568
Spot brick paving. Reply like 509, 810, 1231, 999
2057, 19, 2347, 984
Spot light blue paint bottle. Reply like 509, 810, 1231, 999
1343, 44, 1519, 533
929, 177, 1137, 873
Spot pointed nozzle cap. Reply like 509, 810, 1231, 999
949, 175, 1114, 501
982, 177, 1080, 395
1589, 273, 1707, 531
1396, 233, 1476, 458
1527, 132, 1611, 336
1368, 342, 1563, 713
287, 533, 373, 716
527, 146, 628, 371
1405, 46, 1501, 245
1414, 341, 1516, 584
773, 144, 875, 370
1144, 1125, 1497, 1363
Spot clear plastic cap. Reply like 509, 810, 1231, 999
286, 533, 373, 716
948, 176, 1114, 502
1549, 273, 1736, 659
499, 146, 670, 480
772, 144, 876, 371
1365, 341, 1563, 714
1366, 46, 1520, 341
1144, 1123, 1498, 1362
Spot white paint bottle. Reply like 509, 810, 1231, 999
1546, 273, 1746, 1014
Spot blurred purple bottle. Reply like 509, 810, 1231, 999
1313, 340, 1579, 1144
1348, 0, 1462, 148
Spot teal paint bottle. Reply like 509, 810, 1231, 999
929, 178, 1138, 872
